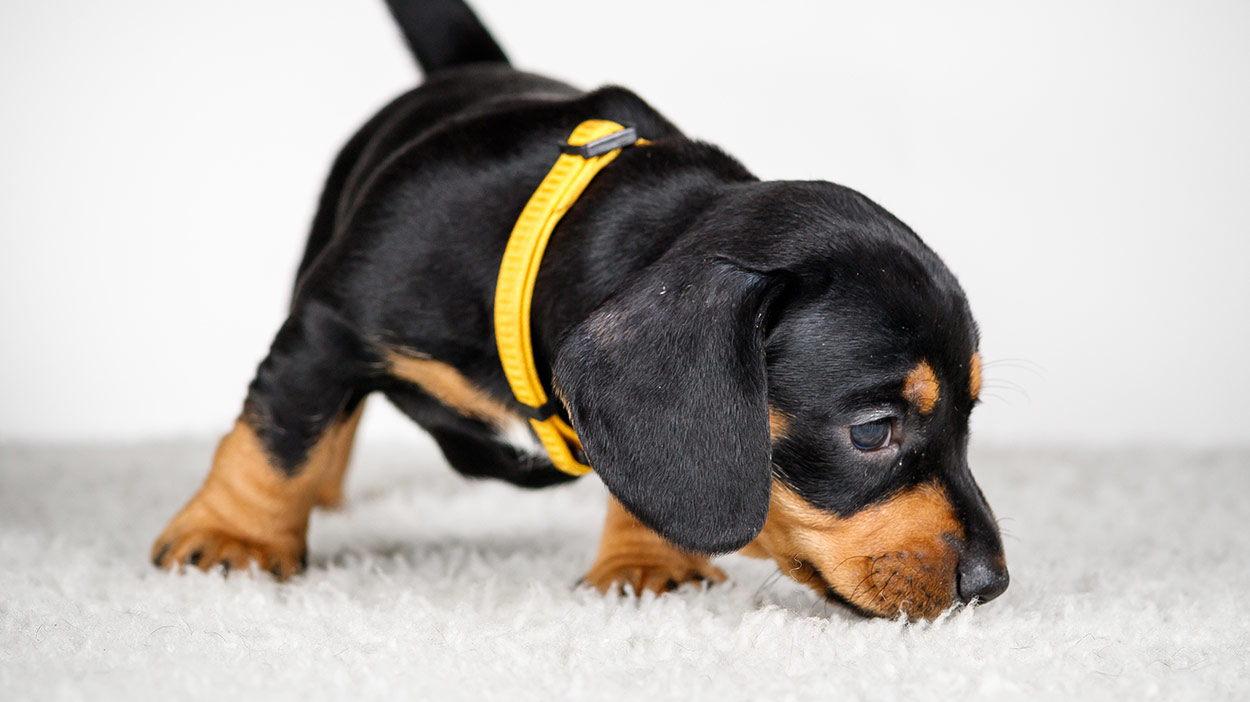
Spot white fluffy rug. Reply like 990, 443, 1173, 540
1, 439, 1247, 700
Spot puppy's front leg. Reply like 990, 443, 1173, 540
314, 400, 365, 509
152, 303, 370, 578
583, 496, 726, 594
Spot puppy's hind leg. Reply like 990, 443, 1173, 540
151, 301, 375, 579
582, 496, 726, 595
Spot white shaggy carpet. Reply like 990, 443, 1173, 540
1, 439, 1247, 701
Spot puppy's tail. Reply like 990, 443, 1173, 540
383, 0, 509, 74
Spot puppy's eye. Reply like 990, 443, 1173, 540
849, 418, 893, 451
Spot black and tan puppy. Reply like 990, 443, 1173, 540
153, 0, 1008, 619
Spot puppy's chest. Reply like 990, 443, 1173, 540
495, 417, 547, 461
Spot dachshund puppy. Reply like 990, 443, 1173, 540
152, 0, 1008, 619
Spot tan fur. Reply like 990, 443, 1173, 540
315, 400, 366, 508
744, 479, 963, 619
904, 360, 940, 414
151, 417, 349, 579
583, 496, 726, 594
386, 351, 518, 428
736, 540, 771, 560
969, 352, 982, 402
768, 406, 790, 442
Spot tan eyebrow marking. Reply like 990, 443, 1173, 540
970, 353, 982, 402
904, 361, 940, 414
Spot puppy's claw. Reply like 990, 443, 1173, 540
152, 543, 171, 568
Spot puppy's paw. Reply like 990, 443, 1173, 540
582, 555, 726, 595
151, 498, 306, 580
314, 481, 344, 510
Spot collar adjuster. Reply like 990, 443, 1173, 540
559, 126, 639, 158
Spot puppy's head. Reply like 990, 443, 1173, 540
554, 181, 1006, 619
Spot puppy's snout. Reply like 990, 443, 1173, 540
955, 546, 1009, 604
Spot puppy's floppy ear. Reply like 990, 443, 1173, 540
554, 255, 779, 554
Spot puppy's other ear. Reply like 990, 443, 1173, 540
554, 256, 778, 554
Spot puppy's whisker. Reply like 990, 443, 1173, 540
982, 358, 1046, 375
873, 571, 899, 605
825, 554, 872, 579
807, 595, 826, 617
982, 384, 1030, 401
753, 569, 785, 600
848, 571, 876, 604
978, 391, 1027, 406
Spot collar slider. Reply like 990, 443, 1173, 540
559, 126, 639, 158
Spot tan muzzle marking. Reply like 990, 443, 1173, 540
744, 479, 963, 619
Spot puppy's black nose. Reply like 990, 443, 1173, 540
956, 550, 1009, 604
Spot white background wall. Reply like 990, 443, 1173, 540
1, 0, 1247, 447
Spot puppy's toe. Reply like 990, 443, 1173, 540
582, 557, 726, 595
152, 529, 303, 580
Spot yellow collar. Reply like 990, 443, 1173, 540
493, 120, 647, 477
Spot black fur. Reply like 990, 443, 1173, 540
555, 258, 779, 553
240, 0, 1005, 595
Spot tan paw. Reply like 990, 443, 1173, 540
582, 556, 726, 595
151, 499, 306, 580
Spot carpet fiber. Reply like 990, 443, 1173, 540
1, 440, 1247, 700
